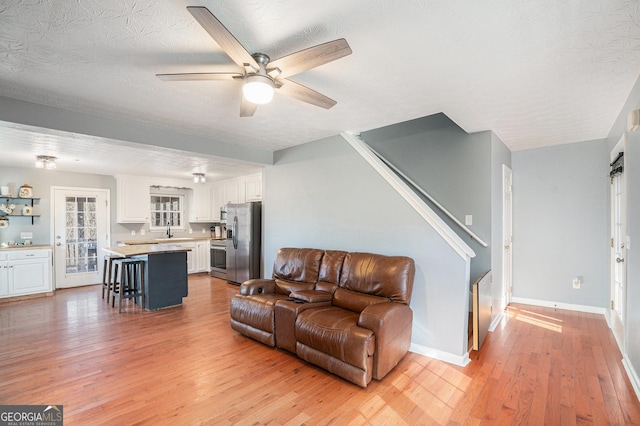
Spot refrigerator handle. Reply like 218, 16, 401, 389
233, 216, 238, 249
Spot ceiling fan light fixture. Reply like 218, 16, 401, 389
243, 74, 274, 105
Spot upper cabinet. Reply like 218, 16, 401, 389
216, 173, 263, 208
189, 184, 214, 223
116, 176, 151, 223
222, 179, 240, 205
243, 173, 263, 202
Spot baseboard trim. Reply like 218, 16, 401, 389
488, 312, 505, 332
511, 297, 607, 315
409, 343, 471, 367
622, 356, 640, 402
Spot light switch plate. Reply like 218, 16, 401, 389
465, 215, 473, 226
20, 232, 33, 239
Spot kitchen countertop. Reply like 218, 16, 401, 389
0, 244, 52, 251
104, 244, 192, 258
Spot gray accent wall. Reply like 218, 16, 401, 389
511, 139, 609, 307
263, 134, 473, 358
361, 114, 493, 284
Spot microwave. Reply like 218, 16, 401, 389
220, 206, 227, 222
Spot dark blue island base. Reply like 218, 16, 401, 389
132, 252, 188, 310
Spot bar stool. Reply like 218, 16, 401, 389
111, 259, 145, 313
101, 255, 122, 302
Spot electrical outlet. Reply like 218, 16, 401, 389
572, 278, 581, 289
131, 230, 136, 236
189, 228, 193, 234
140, 229, 145, 236
20, 232, 33, 239
202, 228, 206, 233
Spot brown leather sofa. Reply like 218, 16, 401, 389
230, 247, 415, 387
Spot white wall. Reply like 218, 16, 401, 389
511, 139, 609, 308
263, 134, 473, 360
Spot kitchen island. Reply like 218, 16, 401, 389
103, 244, 190, 310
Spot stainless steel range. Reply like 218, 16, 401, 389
210, 239, 227, 279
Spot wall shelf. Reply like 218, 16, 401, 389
0, 197, 40, 225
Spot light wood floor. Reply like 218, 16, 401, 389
1, 275, 639, 425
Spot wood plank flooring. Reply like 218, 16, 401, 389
1, 274, 639, 425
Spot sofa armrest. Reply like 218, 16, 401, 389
289, 290, 333, 303
358, 302, 413, 380
239, 279, 276, 296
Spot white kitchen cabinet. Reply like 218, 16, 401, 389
116, 176, 151, 223
211, 183, 223, 221
243, 173, 263, 202
222, 179, 240, 205
195, 241, 211, 273
189, 184, 214, 222
0, 248, 52, 299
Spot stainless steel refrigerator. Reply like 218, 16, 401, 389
226, 202, 261, 284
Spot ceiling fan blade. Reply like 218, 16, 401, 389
277, 79, 337, 109
269, 39, 352, 79
156, 72, 242, 81
187, 6, 259, 71
240, 96, 258, 117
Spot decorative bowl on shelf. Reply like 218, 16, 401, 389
18, 184, 33, 198
22, 206, 33, 215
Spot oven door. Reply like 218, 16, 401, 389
210, 244, 227, 278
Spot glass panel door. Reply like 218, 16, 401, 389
65, 196, 98, 274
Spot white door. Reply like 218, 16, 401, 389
52, 187, 110, 288
502, 165, 513, 307
610, 137, 627, 350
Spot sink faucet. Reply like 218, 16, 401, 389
166, 221, 173, 238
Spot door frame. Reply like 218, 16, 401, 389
502, 164, 513, 308
609, 135, 627, 351
50, 186, 111, 289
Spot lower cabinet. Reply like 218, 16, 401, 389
195, 241, 210, 273
158, 241, 210, 274
0, 248, 53, 298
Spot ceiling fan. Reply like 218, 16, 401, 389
157, 6, 352, 117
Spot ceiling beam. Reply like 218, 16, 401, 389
0, 96, 273, 166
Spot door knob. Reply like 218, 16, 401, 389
616, 257, 625, 263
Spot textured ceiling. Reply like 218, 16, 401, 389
0, 0, 639, 178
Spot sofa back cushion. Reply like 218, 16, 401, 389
337, 252, 415, 305
316, 250, 347, 294
272, 248, 324, 284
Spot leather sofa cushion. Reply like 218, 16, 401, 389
296, 306, 375, 370
318, 250, 347, 284
273, 248, 324, 283
274, 279, 315, 295
339, 252, 415, 304
333, 287, 387, 313
230, 293, 288, 333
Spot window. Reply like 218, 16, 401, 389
150, 194, 184, 230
